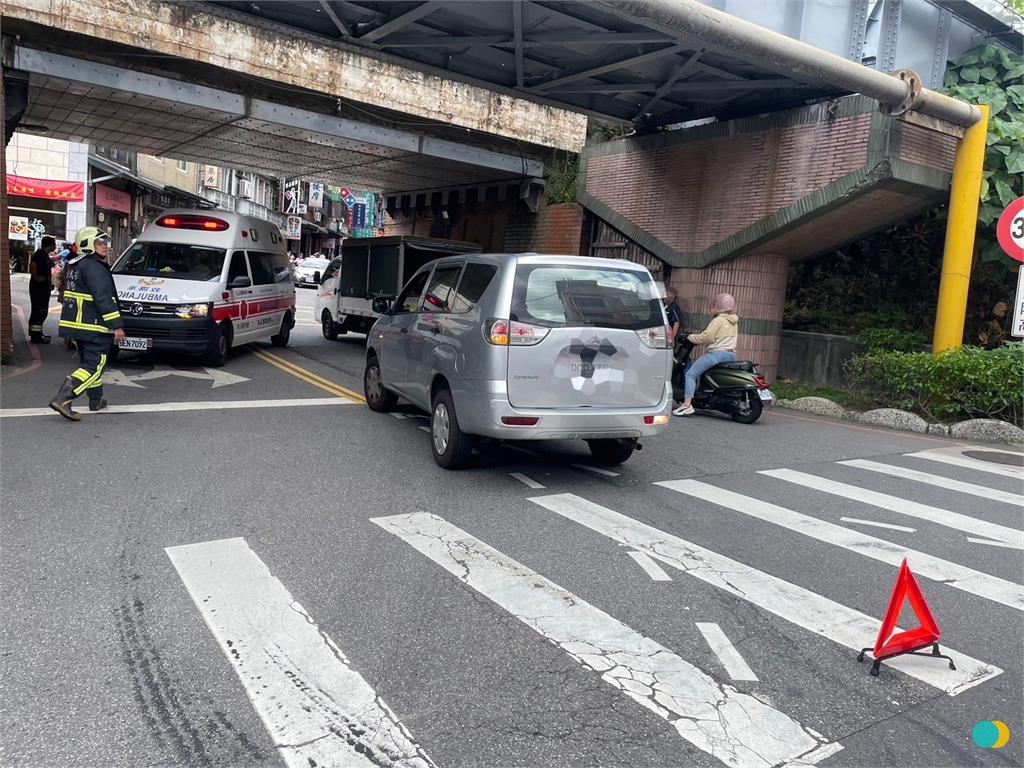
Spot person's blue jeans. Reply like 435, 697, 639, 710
684, 349, 736, 399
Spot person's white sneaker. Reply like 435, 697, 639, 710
673, 404, 695, 416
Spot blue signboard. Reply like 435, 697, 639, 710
352, 202, 367, 229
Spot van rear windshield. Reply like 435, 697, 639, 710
511, 264, 662, 330
113, 243, 226, 282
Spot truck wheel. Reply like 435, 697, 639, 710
204, 323, 231, 367
321, 310, 338, 340
364, 355, 398, 413
587, 438, 636, 466
431, 388, 474, 470
271, 313, 292, 347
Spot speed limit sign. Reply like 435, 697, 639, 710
997, 196, 1024, 263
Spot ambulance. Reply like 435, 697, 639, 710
109, 210, 295, 366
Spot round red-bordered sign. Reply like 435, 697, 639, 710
997, 196, 1024, 263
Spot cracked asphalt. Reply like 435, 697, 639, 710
1, 283, 1021, 768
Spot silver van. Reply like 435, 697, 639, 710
363, 254, 673, 469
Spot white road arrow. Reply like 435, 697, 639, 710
626, 550, 672, 581
104, 367, 249, 389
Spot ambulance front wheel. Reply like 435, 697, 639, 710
271, 312, 292, 348
205, 322, 232, 367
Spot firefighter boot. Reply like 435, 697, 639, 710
88, 398, 108, 412
48, 377, 81, 421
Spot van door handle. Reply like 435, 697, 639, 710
431, 325, 441, 334
400, 327, 409, 334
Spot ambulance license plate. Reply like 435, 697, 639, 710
119, 337, 152, 350
757, 388, 773, 401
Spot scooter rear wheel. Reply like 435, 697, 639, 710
730, 392, 763, 424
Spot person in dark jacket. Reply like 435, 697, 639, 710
48, 227, 125, 420
28, 235, 56, 343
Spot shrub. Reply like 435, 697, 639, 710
854, 327, 927, 353
846, 343, 1023, 426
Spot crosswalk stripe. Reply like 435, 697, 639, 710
840, 517, 916, 533
695, 623, 759, 681
907, 449, 1024, 480
528, 493, 1001, 696
763, 468, 1024, 546
967, 537, 1024, 551
165, 538, 434, 768
662, 480, 1024, 612
839, 459, 1024, 507
372, 512, 839, 768
627, 550, 672, 581
510, 472, 545, 490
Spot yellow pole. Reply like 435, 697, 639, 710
932, 103, 990, 354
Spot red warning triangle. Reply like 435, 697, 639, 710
872, 559, 941, 659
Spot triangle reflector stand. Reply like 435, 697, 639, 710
857, 559, 957, 677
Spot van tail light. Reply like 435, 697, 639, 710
644, 415, 670, 425
501, 416, 540, 426
636, 325, 671, 349
753, 375, 769, 389
156, 214, 229, 231
485, 319, 550, 346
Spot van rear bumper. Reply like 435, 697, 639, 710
120, 317, 218, 355
453, 379, 673, 440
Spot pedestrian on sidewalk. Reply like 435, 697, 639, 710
48, 227, 125, 421
28, 235, 56, 344
673, 293, 739, 417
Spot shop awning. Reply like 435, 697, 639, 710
89, 154, 164, 193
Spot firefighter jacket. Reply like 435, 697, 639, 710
58, 256, 124, 340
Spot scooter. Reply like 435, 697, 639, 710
672, 339, 773, 424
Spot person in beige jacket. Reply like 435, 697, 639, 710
673, 293, 739, 416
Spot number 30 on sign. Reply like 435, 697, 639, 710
997, 196, 1024, 263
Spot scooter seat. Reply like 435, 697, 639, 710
712, 361, 756, 372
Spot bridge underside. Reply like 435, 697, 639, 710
8, 47, 544, 196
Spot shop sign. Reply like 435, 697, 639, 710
308, 182, 324, 209
297, 203, 308, 214
286, 216, 302, 240
352, 202, 367, 229
6, 173, 85, 202
202, 165, 221, 189
326, 186, 343, 203
339, 187, 357, 207
9, 215, 29, 241
283, 179, 302, 214
95, 183, 131, 214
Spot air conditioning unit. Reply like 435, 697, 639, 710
238, 178, 253, 199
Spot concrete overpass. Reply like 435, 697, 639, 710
1, 0, 1004, 371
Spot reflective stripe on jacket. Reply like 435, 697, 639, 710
58, 257, 124, 340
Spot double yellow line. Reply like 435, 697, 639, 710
251, 348, 366, 403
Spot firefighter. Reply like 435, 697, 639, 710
48, 227, 125, 420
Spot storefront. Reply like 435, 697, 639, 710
5, 173, 85, 270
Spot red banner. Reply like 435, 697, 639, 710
6, 173, 85, 202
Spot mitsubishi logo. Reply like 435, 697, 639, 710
568, 338, 620, 379
131, 303, 144, 316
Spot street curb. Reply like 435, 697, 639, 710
775, 397, 1024, 444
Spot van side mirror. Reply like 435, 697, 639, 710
229, 276, 252, 288
372, 296, 392, 314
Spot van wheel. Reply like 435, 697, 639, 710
321, 310, 338, 341
587, 438, 636, 466
271, 314, 291, 347
364, 355, 398, 413
431, 389, 474, 469
204, 323, 231, 367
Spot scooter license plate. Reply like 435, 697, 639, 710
119, 337, 152, 350
757, 388, 773, 402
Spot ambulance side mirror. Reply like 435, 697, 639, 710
229, 276, 252, 289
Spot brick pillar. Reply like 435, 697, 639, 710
670, 253, 788, 383
0, 65, 12, 359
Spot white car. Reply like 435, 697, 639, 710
293, 257, 330, 287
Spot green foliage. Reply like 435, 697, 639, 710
546, 150, 580, 205
771, 381, 869, 409
854, 326, 926, 353
846, 343, 1024, 426
944, 44, 1024, 267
